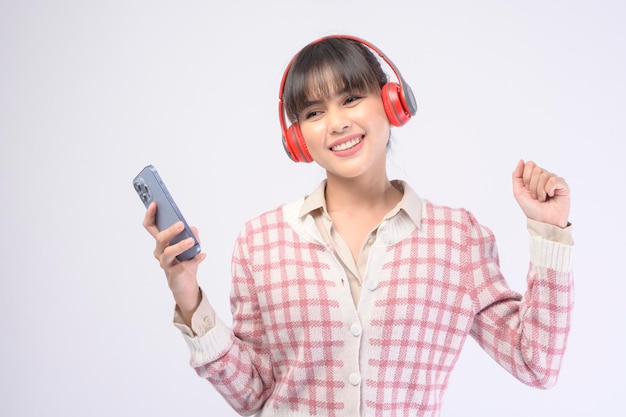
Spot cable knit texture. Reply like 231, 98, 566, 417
186, 197, 573, 417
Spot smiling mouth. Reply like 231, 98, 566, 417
330, 137, 363, 152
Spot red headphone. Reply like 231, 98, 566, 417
278, 35, 418, 163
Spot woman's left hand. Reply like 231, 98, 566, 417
512, 159, 570, 228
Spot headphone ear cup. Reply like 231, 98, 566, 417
381, 82, 412, 127
282, 122, 313, 163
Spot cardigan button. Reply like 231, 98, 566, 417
350, 323, 362, 337
365, 279, 379, 291
349, 373, 361, 386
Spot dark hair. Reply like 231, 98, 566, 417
283, 37, 388, 122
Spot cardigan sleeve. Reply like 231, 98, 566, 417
179, 228, 275, 416
466, 211, 574, 389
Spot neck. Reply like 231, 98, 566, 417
325, 172, 401, 215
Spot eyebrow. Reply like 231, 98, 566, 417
301, 99, 323, 110
301, 87, 351, 109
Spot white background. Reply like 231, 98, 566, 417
1, 1, 624, 416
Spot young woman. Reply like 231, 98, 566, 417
142, 35, 573, 417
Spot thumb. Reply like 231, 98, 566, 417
512, 159, 525, 186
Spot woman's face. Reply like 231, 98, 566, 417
297, 84, 391, 181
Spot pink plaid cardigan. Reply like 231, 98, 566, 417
184, 194, 573, 417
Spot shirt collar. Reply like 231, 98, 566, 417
299, 179, 423, 228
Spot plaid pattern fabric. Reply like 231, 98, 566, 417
193, 198, 573, 417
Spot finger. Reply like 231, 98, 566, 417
522, 160, 537, 188
153, 221, 185, 259
535, 171, 551, 202
545, 175, 569, 198
142, 202, 159, 237
190, 226, 202, 244
528, 165, 543, 200
160, 236, 198, 268
511, 159, 525, 186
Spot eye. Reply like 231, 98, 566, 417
306, 110, 320, 119
344, 95, 363, 106
302, 108, 324, 120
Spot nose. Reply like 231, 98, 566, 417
327, 106, 351, 134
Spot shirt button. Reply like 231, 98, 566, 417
365, 280, 379, 291
349, 373, 361, 386
204, 316, 214, 326
350, 323, 362, 337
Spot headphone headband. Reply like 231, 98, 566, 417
279, 34, 417, 163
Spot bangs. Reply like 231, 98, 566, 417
283, 39, 387, 122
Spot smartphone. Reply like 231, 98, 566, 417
133, 165, 201, 261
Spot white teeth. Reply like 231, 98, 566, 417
331, 137, 362, 152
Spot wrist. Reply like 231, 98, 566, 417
175, 286, 202, 319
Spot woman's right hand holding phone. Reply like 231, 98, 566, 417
143, 201, 207, 326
